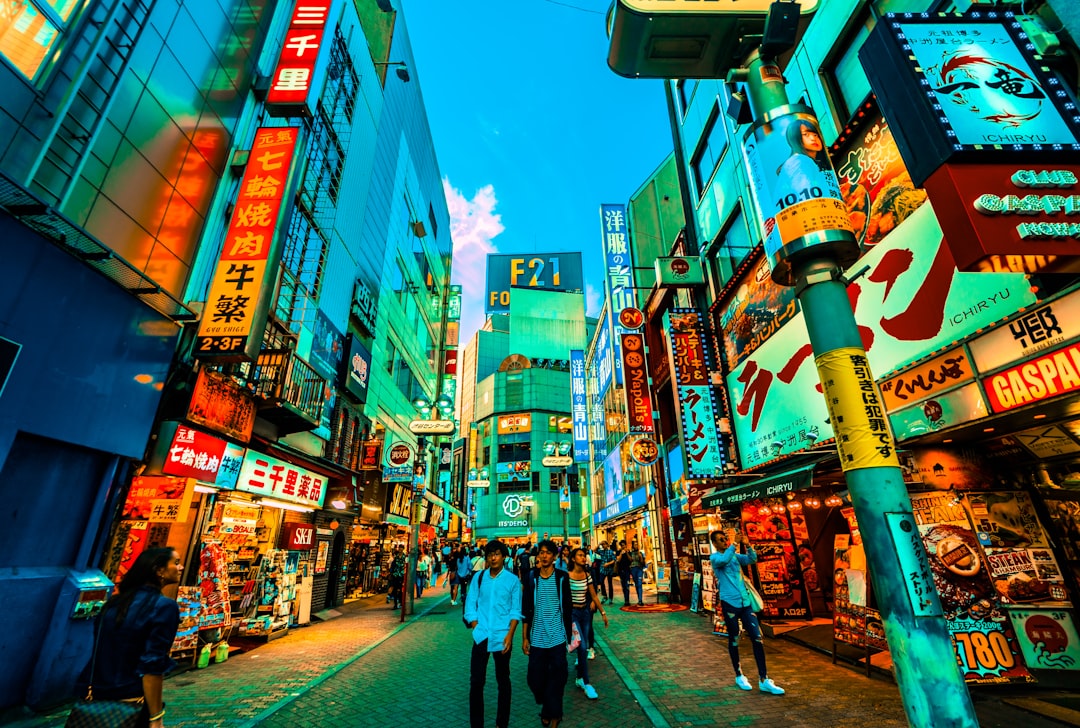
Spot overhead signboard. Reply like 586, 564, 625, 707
485, 252, 583, 313
619, 0, 816, 13
542, 455, 574, 468
655, 257, 705, 287
186, 369, 256, 442
409, 419, 455, 435
497, 413, 531, 434
983, 341, 1080, 413
344, 335, 372, 403
968, 289, 1080, 373
879, 348, 975, 414
861, 12, 1080, 187
195, 127, 301, 361
700, 464, 816, 510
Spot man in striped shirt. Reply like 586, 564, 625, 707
521, 539, 574, 728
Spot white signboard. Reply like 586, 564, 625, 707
236, 450, 327, 509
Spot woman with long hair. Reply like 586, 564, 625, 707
74, 547, 183, 728
567, 547, 607, 700
776, 118, 831, 195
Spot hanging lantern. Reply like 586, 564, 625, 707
804, 496, 821, 509
824, 494, 843, 508
787, 500, 803, 513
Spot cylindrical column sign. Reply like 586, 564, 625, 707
742, 104, 859, 285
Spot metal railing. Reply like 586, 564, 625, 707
250, 348, 326, 425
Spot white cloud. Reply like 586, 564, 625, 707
585, 282, 603, 319
445, 178, 504, 343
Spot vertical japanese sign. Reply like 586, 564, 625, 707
620, 333, 654, 434
265, 0, 331, 117
664, 308, 724, 478
570, 349, 589, 463
195, 127, 300, 361
600, 204, 635, 385
816, 348, 900, 471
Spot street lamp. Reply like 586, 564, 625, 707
544, 439, 573, 542
373, 60, 410, 83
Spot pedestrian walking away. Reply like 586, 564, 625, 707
596, 541, 615, 604
628, 540, 647, 606
710, 528, 785, 695
455, 546, 474, 605
70, 547, 183, 728
388, 546, 407, 610
567, 547, 608, 699
464, 540, 522, 728
522, 539, 575, 728
415, 547, 431, 598
616, 541, 632, 606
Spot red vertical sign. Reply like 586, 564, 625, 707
266, 1, 331, 116
620, 333, 654, 434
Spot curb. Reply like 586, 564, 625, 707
592, 630, 671, 728
237, 595, 451, 728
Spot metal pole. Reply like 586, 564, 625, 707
738, 49, 978, 728
404, 437, 428, 617
561, 469, 569, 542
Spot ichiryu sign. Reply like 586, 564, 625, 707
409, 419, 455, 435
607, 0, 817, 79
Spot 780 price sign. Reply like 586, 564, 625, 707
948, 617, 1031, 684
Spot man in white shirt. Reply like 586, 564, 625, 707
464, 540, 522, 728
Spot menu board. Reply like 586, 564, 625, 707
742, 500, 811, 618
198, 541, 233, 629
172, 587, 202, 651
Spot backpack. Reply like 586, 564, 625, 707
462, 570, 485, 627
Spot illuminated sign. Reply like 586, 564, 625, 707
195, 127, 300, 361
665, 308, 724, 477
386, 443, 414, 467
618, 307, 644, 329
570, 349, 589, 463
265, 1, 331, 117
861, 13, 1080, 187
485, 253, 583, 313
447, 285, 462, 321
186, 369, 256, 442
620, 333, 654, 434
122, 476, 195, 523
344, 335, 372, 403
983, 341, 1080, 413
360, 440, 382, 470
236, 450, 327, 508
880, 348, 975, 414
496, 461, 531, 482
655, 257, 706, 287
497, 413, 532, 434
889, 382, 988, 441
631, 437, 660, 466
162, 425, 229, 482
969, 290, 1080, 373
926, 164, 1080, 272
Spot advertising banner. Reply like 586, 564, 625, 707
880, 347, 974, 414
620, 333, 654, 434
195, 127, 301, 361
570, 349, 589, 463
161, 424, 229, 482
595, 316, 615, 396
741, 501, 811, 618
497, 413, 531, 434
344, 335, 372, 403
817, 347, 900, 471
665, 308, 724, 478
309, 309, 344, 383
600, 205, 635, 386
969, 289, 1080, 373
831, 100, 929, 250
265, 0, 331, 117
910, 491, 1033, 682
485, 252, 583, 313
187, 369, 256, 442
726, 203, 1036, 468
719, 255, 799, 370
122, 476, 194, 523
236, 450, 327, 508
742, 105, 856, 284
889, 382, 988, 441
1009, 608, 1080, 671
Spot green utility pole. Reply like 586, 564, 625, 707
733, 50, 978, 727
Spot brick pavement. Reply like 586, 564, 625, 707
4, 581, 1077, 728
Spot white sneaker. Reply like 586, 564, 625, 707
450, 599, 457, 605
583, 684, 598, 700
587, 648, 595, 660
735, 675, 752, 691
575, 678, 585, 690
759, 678, 785, 695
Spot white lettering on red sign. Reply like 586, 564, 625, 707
266, 2, 331, 108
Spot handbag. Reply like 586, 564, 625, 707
566, 621, 582, 653
742, 574, 765, 613
66, 613, 145, 728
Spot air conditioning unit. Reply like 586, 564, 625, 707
412, 220, 427, 238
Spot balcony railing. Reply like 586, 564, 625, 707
250, 349, 327, 435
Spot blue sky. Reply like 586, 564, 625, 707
399, 0, 677, 342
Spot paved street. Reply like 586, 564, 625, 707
3, 581, 1077, 727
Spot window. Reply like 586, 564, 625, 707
676, 78, 698, 115
0, 0, 75, 82
690, 105, 727, 197
827, 14, 875, 121
428, 203, 439, 240
707, 209, 754, 295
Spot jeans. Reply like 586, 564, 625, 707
630, 566, 644, 604
588, 607, 597, 649
600, 573, 613, 600
470, 639, 511, 728
572, 607, 592, 684
415, 572, 427, 597
619, 571, 631, 604
719, 600, 768, 680
526, 644, 568, 721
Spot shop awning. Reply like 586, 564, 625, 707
700, 463, 817, 509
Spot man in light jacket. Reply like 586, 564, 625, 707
464, 540, 521, 728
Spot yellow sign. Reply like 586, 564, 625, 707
775, 197, 854, 247
497, 413, 532, 434
816, 347, 900, 471
879, 348, 975, 414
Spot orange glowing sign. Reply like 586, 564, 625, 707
879, 348, 975, 414
266, 1, 331, 117
187, 368, 257, 442
195, 127, 300, 361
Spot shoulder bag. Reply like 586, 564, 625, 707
65, 611, 145, 728
742, 573, 765, 613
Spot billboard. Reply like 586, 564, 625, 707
726, 203, 1036, 468
485, 252, 583, 313
265, 0, 331, 118
570, 349, 589, 463
620, 333, 654, 434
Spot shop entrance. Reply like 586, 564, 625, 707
325, 531, 346, 609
